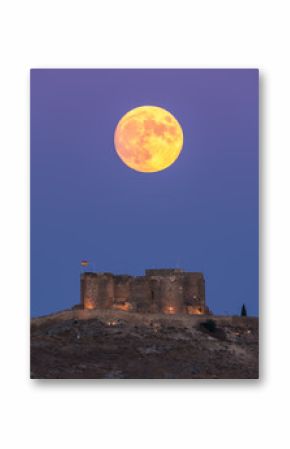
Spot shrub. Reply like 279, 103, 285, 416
200, 319, 216, 333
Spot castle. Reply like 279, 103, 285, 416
81, 268, 209, 315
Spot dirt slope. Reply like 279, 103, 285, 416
31, 309, 258, 379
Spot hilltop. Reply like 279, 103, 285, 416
31, 309, 258, 379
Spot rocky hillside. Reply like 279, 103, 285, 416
31, 309, 258, 379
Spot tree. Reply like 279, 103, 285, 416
241, 304, 247, 317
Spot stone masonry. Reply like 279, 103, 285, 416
81, 268, 208, 315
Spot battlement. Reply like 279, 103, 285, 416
81, 268, 208, 315
145, 268, 183, 277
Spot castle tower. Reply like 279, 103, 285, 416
113, 275, 133, 311
159, 274, 184, 314
144, 269, 184, 314
131, 276, 153, 312
183, 272, 206, 314
81, 272, 114, 310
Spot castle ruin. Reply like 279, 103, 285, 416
81, 268, 209, 315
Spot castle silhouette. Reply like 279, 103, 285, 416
81, 268, 209, 315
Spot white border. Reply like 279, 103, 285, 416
0, 1, 289, 448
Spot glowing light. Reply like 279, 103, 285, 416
112, 302, 132, 312
84, 297, 95, 310
107, 320, 117, 327
187, 306, 203, 315
165, 305, 177, 315
114, 106, 183, 173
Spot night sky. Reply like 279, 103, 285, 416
31, 69, 258, 317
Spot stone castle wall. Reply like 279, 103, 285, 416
81, 269, 207, 315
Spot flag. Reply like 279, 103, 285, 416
81, 260, 89, 267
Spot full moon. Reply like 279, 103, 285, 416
114, 106, 183, 173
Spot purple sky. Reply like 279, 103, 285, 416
31, 69, 258, 317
